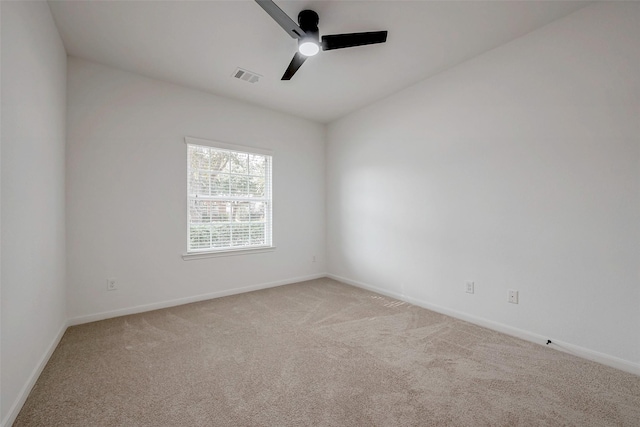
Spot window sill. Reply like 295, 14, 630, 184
182, 246, 276, 261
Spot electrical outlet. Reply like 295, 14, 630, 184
312, 255, 316, 263
508, 289, 518, 304
107, 278, 117, 291
466, 281, 474, 294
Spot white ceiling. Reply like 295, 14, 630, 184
48, 0, 589, 123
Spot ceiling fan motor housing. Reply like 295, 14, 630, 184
298, 10, 319, 32
298, 9, 319, 41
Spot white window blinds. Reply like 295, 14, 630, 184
186, 140, 272, 253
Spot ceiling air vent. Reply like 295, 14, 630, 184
233, 68, 261, 84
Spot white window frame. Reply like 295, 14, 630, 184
182, 136, 274, 260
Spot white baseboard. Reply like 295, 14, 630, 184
1, 321, 68, 427
327, 273, 640, 377
67, 273, 326, 326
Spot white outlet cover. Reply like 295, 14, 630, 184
466, 281, 474, 294
508, 289, 519, 304
107, 278, 117, 291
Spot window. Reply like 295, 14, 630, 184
186, 137, 272, 254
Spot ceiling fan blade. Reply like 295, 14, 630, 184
255, 0, 306, 39
281, 53, 307, 80
321, 31, 388, 51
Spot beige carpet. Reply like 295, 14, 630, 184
14, 278, 640, 426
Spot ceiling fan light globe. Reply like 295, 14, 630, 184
299, 41, 319, 57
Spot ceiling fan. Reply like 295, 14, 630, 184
255, 0, 388, 80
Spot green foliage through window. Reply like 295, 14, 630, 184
187, 142, 272, 252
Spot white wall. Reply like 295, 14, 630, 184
1, 1, 68, 424
327, 2, 640, 368
66, 58, 326, 321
